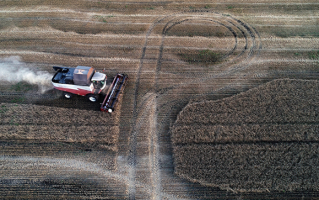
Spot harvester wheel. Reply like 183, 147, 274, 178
63, 92, 72, 99
87, 94, 99, 102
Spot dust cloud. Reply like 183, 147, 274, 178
0, 56, 53, 93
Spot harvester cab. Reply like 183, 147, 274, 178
92, 72, 106, 90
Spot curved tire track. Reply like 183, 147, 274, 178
126, 14, 172, 200
150, 11, 262, 198
125, 11, 263, 199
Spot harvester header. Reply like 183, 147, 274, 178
100, 73, 128, 113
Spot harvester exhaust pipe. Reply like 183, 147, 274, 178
101, 74, 128, 113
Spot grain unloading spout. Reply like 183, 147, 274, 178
100, 74, 128, 112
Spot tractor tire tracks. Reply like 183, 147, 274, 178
126, 14, 171, 200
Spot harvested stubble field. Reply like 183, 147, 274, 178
172, 79, 319, 192
0, 103, 119, 150
0, 0, 319, 199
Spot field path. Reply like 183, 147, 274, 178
117, 11, 265, 199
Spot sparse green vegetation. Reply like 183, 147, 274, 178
10, 118, 14, 125
179, 49, 223, 65
258, 25, 319, 38
308, 50, 319, 60
204, 5, 211, 9
92, 15, 108, 23
10, 97, 26, 103
227, 5, 234, 9
10, 82, 33, 92
146, 6, 155, 10
0, 105, 8, 113
215, 32, 225, 37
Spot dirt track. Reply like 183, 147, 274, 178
1, 0, 319, 199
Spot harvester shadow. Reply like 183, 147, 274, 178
33, 89, 105, 111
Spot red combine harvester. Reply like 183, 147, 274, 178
51, 66, 127, 113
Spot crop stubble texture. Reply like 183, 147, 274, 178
0, 103, 120, 151
172, 79, 319, 192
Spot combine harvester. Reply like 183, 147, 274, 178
51, 66, 128, 113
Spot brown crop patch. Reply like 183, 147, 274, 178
165, 20, 236, 38
172, 79, 319, 192
256, 25, 319, 38
49, 19, 148, 35
178, 49, 224, 65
